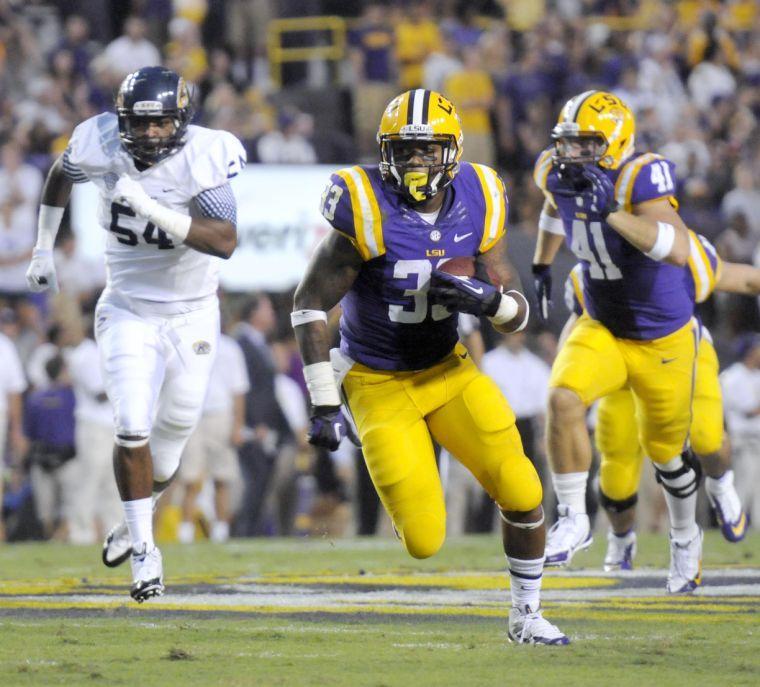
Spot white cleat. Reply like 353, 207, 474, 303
666, 528, 703, 594
130, 545, 165, 603
508, 605, 570, 645
544, 505, 592, 567
705, 471, 747, 543
603, 529, 637, 572
102, 521, 132, 568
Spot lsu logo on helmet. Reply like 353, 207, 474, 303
377, 89, 463, 204
552, 91, 635, 170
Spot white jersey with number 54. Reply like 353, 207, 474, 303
64, 113, 246, 303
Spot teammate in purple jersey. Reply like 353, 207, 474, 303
532, 90, 704, 594
292, 89, 569, 645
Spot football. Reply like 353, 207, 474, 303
438, 256, 476, 277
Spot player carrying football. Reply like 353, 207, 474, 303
292, 89, 568, 645
26, 66, 246, 601
531, 91, 703, 593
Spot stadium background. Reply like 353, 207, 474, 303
0, 0, 759, 544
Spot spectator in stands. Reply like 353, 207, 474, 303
0, 141, 43, 300
24, 354, 77, 541
178, 329, 250, 544
422, 29, 462, 95
349, 3, 396, 158
394, 1, 442, 90
65, 316, 120, 544
234, 295, 292, 536
444, 45, 495, 167
688, 44, 738, 113
0, 308, 28, 540
54, 232, 106, 307
164, 16, 208, 84
257, 108, 317, 164
98, 15, 161, 80
52, 15, 96, 80
722, 163, 760, 235
482, 332, 552, 510
721, 335, 760, 528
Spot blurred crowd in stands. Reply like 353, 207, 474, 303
1, 0, 759, 543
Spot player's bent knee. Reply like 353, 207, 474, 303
495, 456, 543, 512
548, 387, 585, 421
690, 426, 722, 457
400, 513, 445, 559
599, 461, 640, 502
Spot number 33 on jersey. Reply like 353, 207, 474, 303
320, 161, 507, 371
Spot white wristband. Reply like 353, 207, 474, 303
489, 293, 518, 325
303, 361, 341, 407
538, 210, 564, 236
645, 222, 675, 261
489, 291, 529, 331
143, 199, 192, 242
291, 309, 328, 327
36, 205, 65, 250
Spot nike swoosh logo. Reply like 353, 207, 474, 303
453, 232, 473, 243
454, 276, 483, 294
661, 357, 677, 364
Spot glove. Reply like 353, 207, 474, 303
113, 175, 156, 218
308, 405, 349, 451
25, 248, 59, 293
531, 263, 552, 322
579, 165, 619, 218
427, 270, 501, 317
550, 161, 590, 197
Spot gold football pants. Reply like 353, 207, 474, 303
550, 315, 699, 463
596, 336, 721, 501
343, 344, 542, 559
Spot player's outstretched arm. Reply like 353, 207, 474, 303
26, 155, 73, 292
292, 232, 362, 451
716, 261, 760, 295
606, 197, 690, 266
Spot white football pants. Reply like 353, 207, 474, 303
94, 290, 220, 483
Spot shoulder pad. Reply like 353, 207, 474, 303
466, 162, 508, 253
66, 113, 121, 173
186, 128, 247, 193
323, 166, 385, 261
615, 153, 678, 211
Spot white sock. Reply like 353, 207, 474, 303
123, 497, 154, 552
507, 556, 544, 613
655, 455, 699, 542
552, 472, 588, 514
705, 469, 733, 496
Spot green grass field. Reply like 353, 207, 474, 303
0, 532, 758, 687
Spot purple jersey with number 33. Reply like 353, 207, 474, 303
320, 162, 508, 370
535, 148, 692, 340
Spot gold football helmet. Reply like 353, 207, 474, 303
552, 91, 635, 170
377, 89, 463, 203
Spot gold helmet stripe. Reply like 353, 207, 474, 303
408, 88, 431, 125
472, 164, 507, 252
565, 90, 597, 123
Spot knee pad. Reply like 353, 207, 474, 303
599, 489, 638, 513
654, 450, 702, 499
495, 455, 543, 513
114, 433, 149, 448
399, 512, 445, 559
